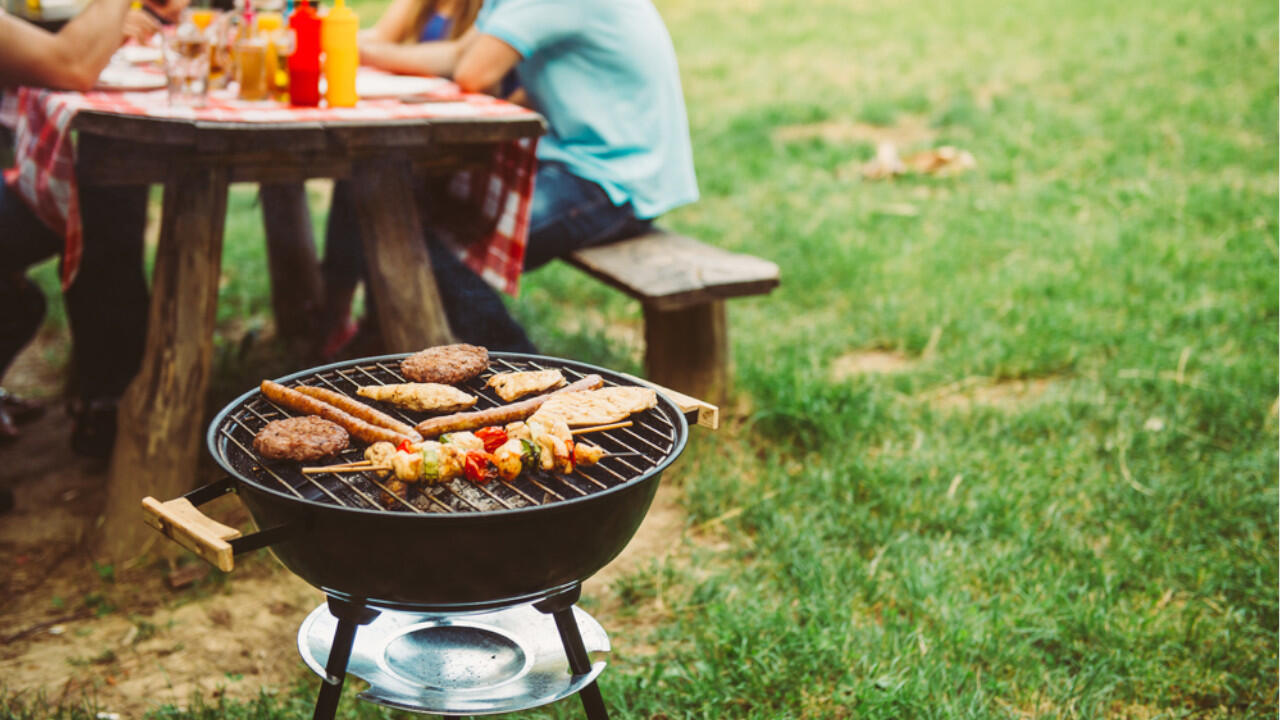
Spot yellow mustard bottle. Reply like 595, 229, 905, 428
321, 0, 359, 107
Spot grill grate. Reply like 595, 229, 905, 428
213, 355, 681, 514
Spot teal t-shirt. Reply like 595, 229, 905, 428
476, 0, 699, 219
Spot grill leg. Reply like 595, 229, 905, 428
536, 586, 610, 720
313, 597, 379, 720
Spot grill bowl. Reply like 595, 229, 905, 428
205, 352, 689, 611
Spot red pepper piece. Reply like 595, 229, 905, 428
464, 451, 498, 484
474, 426, 508, 453
396, 439, 414, 453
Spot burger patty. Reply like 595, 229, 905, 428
400, 343, 489, 385
253, 416, 350, 462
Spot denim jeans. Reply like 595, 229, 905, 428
521, 161, 651, 272
0, 181, 148, 401
322, 161, 651, 353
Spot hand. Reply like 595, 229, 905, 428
122, 9, 161, 43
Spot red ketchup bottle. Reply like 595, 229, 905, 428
287, 0, 322, 106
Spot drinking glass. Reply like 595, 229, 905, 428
163, 21, 211, 107
235, 36, 269, 101
266, 28, 296, 101
205, 11, 234, 89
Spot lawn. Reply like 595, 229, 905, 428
7, 0, 1278, 717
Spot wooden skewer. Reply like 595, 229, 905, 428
302, 462, 388, 475
303, 449, 641, 477
571, 421, 632, 435
323, 461, 376, 469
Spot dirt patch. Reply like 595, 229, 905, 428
2, 572, 323, 717
831, 350, 915, 380
0, 394, 321, 717
772, 117, 937, 147
586, 482, 686, 593
924, 376, 1059, 412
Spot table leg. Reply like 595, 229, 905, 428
348, 156, 454, 352
95, 165, 230, 563
260, 182, 322, 346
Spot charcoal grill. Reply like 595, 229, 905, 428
142, 351, 694, 720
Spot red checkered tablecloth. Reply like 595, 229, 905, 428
1, 74, 539, 295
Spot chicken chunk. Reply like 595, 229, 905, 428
492, 438, 527, 481
363, 441, 397, 478
527, 411, 574, 473
357, 383, 477, 413
573, 442, 606, 467
505, 421, 532, 441
440, 431, 485, 451
485, 369, 567, 402
391, 450, 423, 483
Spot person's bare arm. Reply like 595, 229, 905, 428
0, 0, 136, 91
363, 0, 427, 44
359, 26, 478, 77
452, 32, 519, 94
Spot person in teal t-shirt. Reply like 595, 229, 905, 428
355, 0, 699, 352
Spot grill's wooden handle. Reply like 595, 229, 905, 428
141, 497, 242, 572
619, 373, 719, 430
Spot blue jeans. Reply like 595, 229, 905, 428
322, 161, 651, 352
521, 161, 652, 272
0, 180, 148, 401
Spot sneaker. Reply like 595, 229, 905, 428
69, 397, 119, 460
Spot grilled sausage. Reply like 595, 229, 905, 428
260, 380, 414, 446
415, 374, 604, 438
295, 385, 424, 443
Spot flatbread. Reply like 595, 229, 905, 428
533, 386, 658, 426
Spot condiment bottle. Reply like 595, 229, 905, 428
256, 9, 282, 34
321, 0, 359, 108
287, 0, 321, 106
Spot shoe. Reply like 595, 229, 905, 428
0, 406, 16, 442
0, 388, 43, 442
69, 397, 119, 460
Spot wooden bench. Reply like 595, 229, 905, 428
566, 231, 780, 406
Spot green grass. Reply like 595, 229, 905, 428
11, 0, 1278, 717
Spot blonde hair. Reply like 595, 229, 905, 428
406, 0, 482, 42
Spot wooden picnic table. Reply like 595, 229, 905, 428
69, 108, 544, 561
